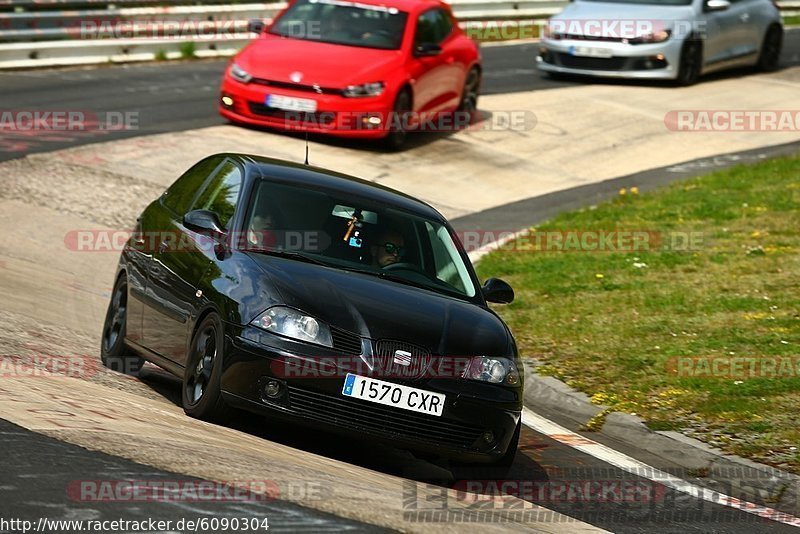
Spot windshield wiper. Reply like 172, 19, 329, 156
248, 248, 328, 266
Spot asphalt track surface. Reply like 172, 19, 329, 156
2, 34, 800, 534
0, 29, 798, 162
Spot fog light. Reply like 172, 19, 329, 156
264, 379, 282, 398
360, 115, 382, 129
221, 96, 234, 106
481, 431, 494, 443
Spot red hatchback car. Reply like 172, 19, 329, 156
219, 0, 481, 148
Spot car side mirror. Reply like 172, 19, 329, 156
704, 0, 730, 12
482, 278, 514, 304
414, 43, 442, 57
184, 209, 226, 236
247, 19, 266, 34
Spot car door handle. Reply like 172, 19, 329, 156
739, 13, 750, 22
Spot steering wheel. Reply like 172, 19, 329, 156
362, 29, 394, 44
383, 262, 424, 273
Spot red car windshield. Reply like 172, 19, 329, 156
269, 0, 409, 50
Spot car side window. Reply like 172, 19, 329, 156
191, 160, 243, 230
415, 9, 451, 46
162, 156, 223, 215
423, 221, 469, 294
435, 9, 453, 41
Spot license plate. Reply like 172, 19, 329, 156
569, 46, 613, 58
266, 94, 317, 112
342, 374, 445, 417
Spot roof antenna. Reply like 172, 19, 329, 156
304, 131, 309, 165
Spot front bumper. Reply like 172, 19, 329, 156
220, 325, 522, 464
537, 37, 683, 80
219, 76, 395, 139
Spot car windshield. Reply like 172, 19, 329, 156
581, 0, 692, 4
269, 0, 408, 50
243, 180, 479, 300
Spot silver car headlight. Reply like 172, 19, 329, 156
629, 29, 671, 45
251, 306, 333, 347
463, 356, 520, 386
543, 24, 563, 40
230, 63, 252, 83
342, 81, 385, 98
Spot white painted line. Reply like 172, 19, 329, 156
522, 407, 800, 528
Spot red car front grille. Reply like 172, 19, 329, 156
250, 78, 342, 96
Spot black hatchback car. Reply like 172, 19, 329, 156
101, 153, 522, 471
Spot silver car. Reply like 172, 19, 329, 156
537, 0, 783, 85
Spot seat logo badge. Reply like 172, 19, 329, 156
290, 71, 303, 83
394, 350, 412, 367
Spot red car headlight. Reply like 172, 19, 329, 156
342, 82, 385, 98
230, 63, 252, 83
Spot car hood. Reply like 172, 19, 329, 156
553, 2, 696, 33
236, 35, 403, 87
247, 253, 512, 357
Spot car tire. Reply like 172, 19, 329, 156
182, 313, 231, 423
100, 275, 144, 375
676, 38, 702, 86
383, 90, 412, 150
757, 25, 782, 72
456, 67, 481, 125
449, 421, 520, 481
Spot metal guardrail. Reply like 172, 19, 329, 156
0, 0, 798, 69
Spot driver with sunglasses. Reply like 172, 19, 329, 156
371, 228, 405, 268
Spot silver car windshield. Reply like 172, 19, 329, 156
244, 180, 479, 300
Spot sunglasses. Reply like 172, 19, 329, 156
383, 242, 406, 256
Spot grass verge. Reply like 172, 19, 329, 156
477, 155, 800, 473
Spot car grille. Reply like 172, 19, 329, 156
559, 34, 626, 43
553, 53, 627, 71
331, 327, 362, 355
250, 77, 342, 95
287, 385, 483, 449
375, 340, 433, 380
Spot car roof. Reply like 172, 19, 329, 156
292, 0, 449, 14
231, 153, 446, 222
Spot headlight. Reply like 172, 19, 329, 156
342, 82, 385, 98
629, 29, 671, 45
463, 356, 520, 386
543, 25, 563, 40
251, 307, 333, 347
230, 63, 252, 83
